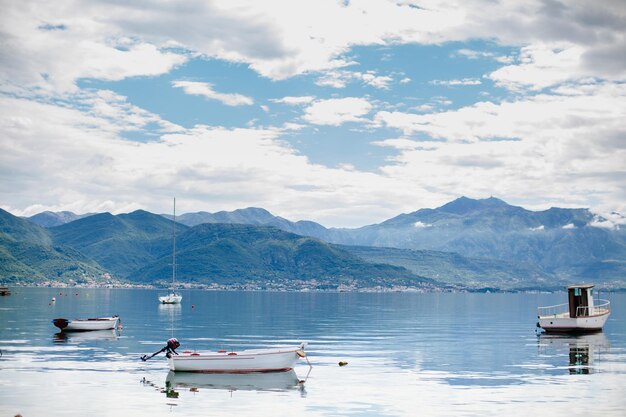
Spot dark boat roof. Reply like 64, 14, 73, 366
566, 284, 594, 289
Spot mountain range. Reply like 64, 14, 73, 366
9, 197, 626, 290
2, 208, 438, 291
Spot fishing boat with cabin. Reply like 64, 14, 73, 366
537, 284, 611, 333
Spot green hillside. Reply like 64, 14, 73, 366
132, 223, 437, 289
50, 210, 188, 278
0, 210, 108, 284
342, 245, 558, 290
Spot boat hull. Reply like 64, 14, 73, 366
168, 346, 305, 373
52, 316, 119, 332
159, 294, 182, 304
538, 312, 610, 333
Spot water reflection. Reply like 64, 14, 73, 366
538, 332, 610, 374
53, 329, 120, 343
165, 370, 302, 394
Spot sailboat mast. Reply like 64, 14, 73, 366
172, 197, 176, 287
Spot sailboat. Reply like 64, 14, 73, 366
159, 198, 182, 304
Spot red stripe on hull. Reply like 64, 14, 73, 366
177, 367, 293, 374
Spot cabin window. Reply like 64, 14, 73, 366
574, 288, 581, 296
590, 289, 593, 296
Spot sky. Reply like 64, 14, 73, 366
0, 0, 625, 228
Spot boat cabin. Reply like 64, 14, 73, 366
567, 284, 595, 318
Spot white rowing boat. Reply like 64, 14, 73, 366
168, 343, 308, 373
52, 315, 120, 332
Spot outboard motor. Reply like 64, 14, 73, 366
165, 338, 180, 358
141, 338, 181, 362
52, 318, 69, 330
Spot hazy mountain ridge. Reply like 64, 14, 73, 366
158, 197, 626, 286
11, 197, 626, 289
27, 211, 96, 227
2, 209, 440, 290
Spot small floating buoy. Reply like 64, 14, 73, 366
51, 297, 56, 302
191, 304, 195, 309
59, 292, 62, 296
338, 361, 348, 367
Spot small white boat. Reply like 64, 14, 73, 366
169, 344, 307, 373
159, 292, 182, 304
159, 198, 182, 304
52, 315, 120, 332
537, 284, 610, 333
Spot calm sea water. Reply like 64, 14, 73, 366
1, 288, 625, 416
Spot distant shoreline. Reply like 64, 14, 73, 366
4, 283, 626, 293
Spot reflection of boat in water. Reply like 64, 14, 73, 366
165, 369, 300, 392
54, 329, 120, 342
52, 315, 120, 332
538, 332, 610, 374
537, 284, 610, 333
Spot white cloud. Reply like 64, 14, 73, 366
562, 223, 576, 229
455, 48, 514, 64
0, 2, 187, 93
2, 0, 625, 92
0, 95, 421, 228
530, 225, 545, 231
1, 0, 625, 227
302, 97, 373, 126
371, 82, 626, 214
375, 82, 626, 143
488, 43, 586, 91
414, 221, 432, 228
315, 70, 393, 89
270, 96, 316, 105
431, 78, 482, 86
588, 213, 626, 230
172, 81, 253, 106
